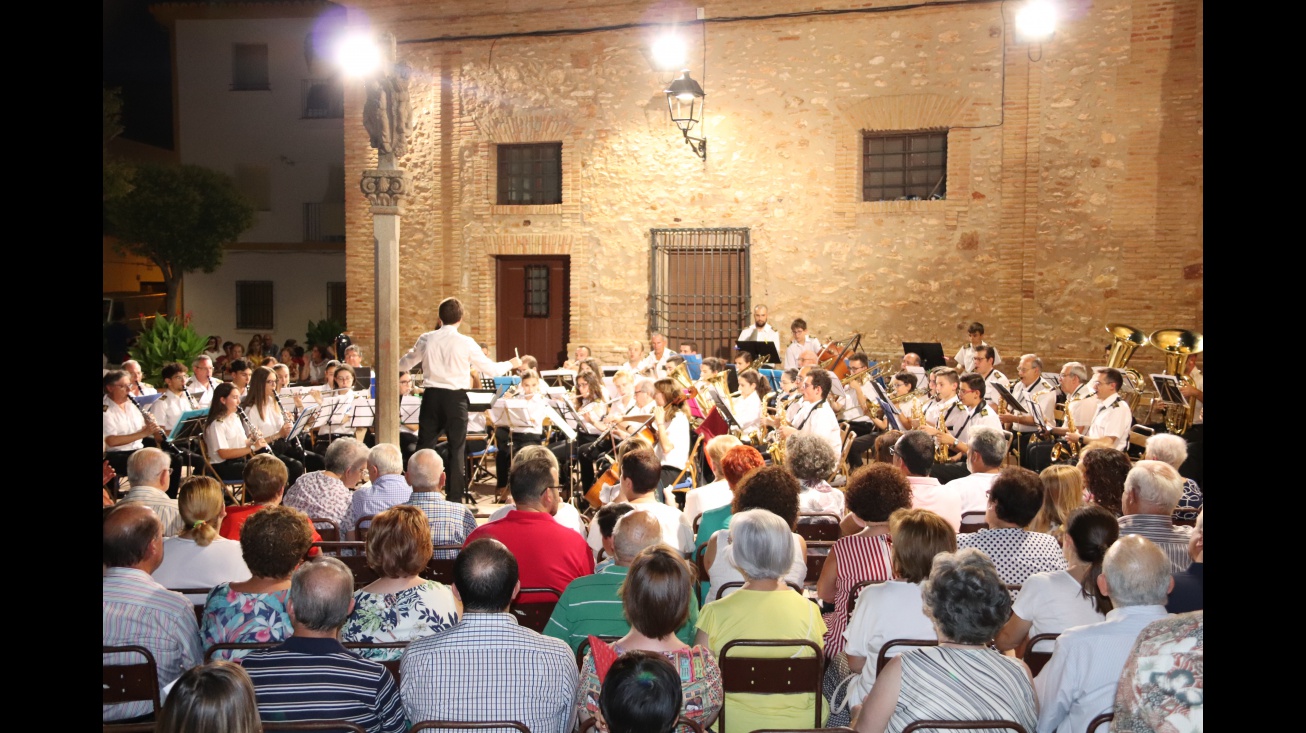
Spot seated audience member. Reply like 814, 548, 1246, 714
465, 452, 594, 603
683, 435, 742, 525
996, 505, 1118, 655
872, 430, 902, 464
549, 511, 692, 651
825, 508, 956, 726
153, 476, 252, 601
892, 430, 962, 532
612, 448, 694, 555
693, 445, 766, 549
404, 448, 477, 557
943, 426, 1006, 515
243, 558, 406, 733
104, 504, 203, 722
1079, 447, 1130, 517
595, 651, 685, 733
155, 661, 260, 733
703, 466, 808, 602
283, 437, 370, 528
1028, 464, 1086, 538
816, 464, 912, 659
576, 545, 721, 730
786, 433, 846, 518
344, 443, 413, 539
1143, 433, 1203, 524
342, 505, 458, 659
400, 539, 578, 733
590, 502, 637, 570
489, 444, 587, 536
1118, 460, 1194, 573
855, 549, 1037, 733
202, 505, 313, 661
1112, 611, 1203, 732
696, 509, 826, 733
1035, 536, 1174, 733
1166, 509, 1203, 614
958, 466, 1066, 596
119, 447, 184, 537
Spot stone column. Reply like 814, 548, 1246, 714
362, 168, 406, 448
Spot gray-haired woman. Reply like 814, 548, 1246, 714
1144, 433, 1203, 523
786, 433, 846, 517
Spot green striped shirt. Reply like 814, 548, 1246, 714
544, 565, 700, 652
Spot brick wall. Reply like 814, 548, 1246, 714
342, 0, 1202, 374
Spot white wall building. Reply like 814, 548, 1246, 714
153, 0, 347, 349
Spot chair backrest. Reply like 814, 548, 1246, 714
205, 641, 278, 662
102, 724, 156, 733
671, 434, 705, 490
900, 720, 1029, 733
510, 587, 562, 632
102, 645, 160, 716
356, 514, 377, 542
421, 546, 462, 585
579, 717, 704, 733
959, 511, 988, 533
575, 634, 623, 670
692, 512, 703, 535
875, 638, 939, 674
341, 641, 409, 686
198, 440, 246, 502
1086, 712, 1114, 733
1128, 424, 1154, 459
312, 541, 368, 557
263, 723, 368, 733
805, 541, 835, 584
795, 514, 841, 541
715, 580, 804, 601
845, 577, 888, 626
337, 553, 380, 589
310, 517, 342, 542
718, 639, 824, 733
167, 587, 213, 623
410, 721, 531, 733
1022, 633, 1060, 677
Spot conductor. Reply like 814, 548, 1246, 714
399, 297, 521, 504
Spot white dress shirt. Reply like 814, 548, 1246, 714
981, 369, 1011, 409
682, 480, 732, 525
104, 396, 145, 452
489, 394, 549, 433
1061, 384, 1098, 431
636, 348, 674, 379
204, 414, 249, 463
947, 470, 1000, 515
399, 323, 513, 390
783, 335, 823, 370
732, 392, 763, 432
185, 376, 217, 407
737, 323, 782, 358
243, 397, 286, 439
654, 411, 691, 469
954, 341, 1002, 372
791, 398, 842, 457
150, 390, 196, 432
1084, 393, 1131, 451
1010, 378, 1057, 433
956, 402, 1003, 445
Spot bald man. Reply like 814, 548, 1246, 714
545, 511, 701, 652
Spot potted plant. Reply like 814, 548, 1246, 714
128, 312, 208, 387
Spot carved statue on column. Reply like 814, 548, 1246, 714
362, 31, 412, 166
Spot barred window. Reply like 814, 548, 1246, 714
497, 143, 562, 205
524, 266, 549, 317
862, 130, 947, 201
233, 44, 269, 91
649, 228, 750, 361
236, 281, 274, 330
326, 282, 346, 323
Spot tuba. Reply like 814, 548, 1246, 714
1104, 324, 1150, 413
1148, 328, 1203, 436
667, 362, 703, 411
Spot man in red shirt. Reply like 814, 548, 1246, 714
218, 454, 321, 552
464, 450, 593, 602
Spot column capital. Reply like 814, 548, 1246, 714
361, 169, 408, 214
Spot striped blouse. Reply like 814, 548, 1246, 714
886, 645, 1037, 733
822, 533, 893, 658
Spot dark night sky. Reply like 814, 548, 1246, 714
104, 0, 174, 149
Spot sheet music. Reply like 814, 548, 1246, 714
350, 399, 377, 428
400, 395, 423, 422
1149, 374, 1185, 405
134, 393, 162, 408
467, 390, 496, 410
543, 403, 577, 441
287, 405, 320, 442
314, 393, 355, 428
168, 409, 209, 442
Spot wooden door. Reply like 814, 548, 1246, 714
496, 256, 570, 369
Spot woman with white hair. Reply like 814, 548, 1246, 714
1144, 433, 1203, 523
785, 433, 846, 518
696, 508, 826, 733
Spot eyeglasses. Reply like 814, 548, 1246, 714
889, 445, 898, 457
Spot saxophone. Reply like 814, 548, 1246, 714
934, 406, 951, 462
1051, 398, 1079, 462
767, 396, 795, 465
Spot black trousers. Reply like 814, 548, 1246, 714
418, 388, 470, 503
272, 439, 324, 475
845, 421, 880, 470
496, 430, 545, 487
930, 459, 969, 484
657, 465, 683, 507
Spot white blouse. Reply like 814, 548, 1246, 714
654, 410, 691, 469
733, 392, 762, 432
204, 414, 249, 463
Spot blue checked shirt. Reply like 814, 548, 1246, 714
407, 491, 478, 558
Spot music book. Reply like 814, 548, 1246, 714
286, 405, 321, 442
989, 382, 1028, 414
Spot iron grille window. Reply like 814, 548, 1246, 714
525, 266, 550, 317
232, 44, 270, 91
497, 143, 562, 205
326, 282, 346, 324
236, 281, 274, 330
649, 228, 750, 361
862, 130, 947, 201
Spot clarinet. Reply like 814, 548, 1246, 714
235, 405, 275, 456
128, 394, 171, 450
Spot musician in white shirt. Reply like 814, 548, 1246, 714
621, 341, 645, 375
924, 372, 1002, 482
240, 366, 310, 482
737, 304, 782, 357
997, 354, 1058, 468
777, 369, 841, 458
185, 355, 219, 407
732, 370, 768, 435
150, 362, 197, 433
203, 382, 269, 481
1067, 368, 1132, 452
636, 333, 674, 378
651, 378, 693, 505
489, 371, 551, 487
122, 360, 157, 397
398, 297, 520, 504
951, 321, 1002, 372
783, 318, 823, 370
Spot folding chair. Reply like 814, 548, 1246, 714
309, 517, 341, 542
845, 578, 888, 628
901, 721, 1028, 733
205, 641, 278, 662
835, 423, 855, 482
198, 440, 244, 504
338, 552, 379, 589
875, 638, 939, 673
103, 645, 160, 720
1022, 633, 1060, 677
718, 639, 824, 732
575, 634, 623, 670
421, 545, 463, 585
311, 541, 368, 557
959, 511, 988, 534
1086, 713, 1114, 733
410, 720, 530, 733
670, 434, 705, 496
1001, 430, 1017, 467
796, 513, 841, 542
510, 588, 562, 632
716, 580, 803, 601
166, 587, 212, 623
805, 541, 835, 587
342, 641, 409, 686
467, 430, 499, 486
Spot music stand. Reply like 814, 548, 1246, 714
352, 366, 372, 391
707, 388, 741, 431
902, 342, 947, 371
602, 365, 622, 377
736, 340, 781, 367
1150, 374, 1185, 405
169, 409, 209, 443
286, 405, 321, 444
350, 399, 377, 429
539, 369, 576, 390
989, 382, 1029, 414
866, 381, 902, 431
400, 395, 422, 425
682, 354, 703, 381
467, 389, 496, 413
759, 368, 784, 392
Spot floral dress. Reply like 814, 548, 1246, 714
341, 580, 459, 660
576, 643, 723, 729
201, 583, 292, 662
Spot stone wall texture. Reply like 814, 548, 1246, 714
341, 0, 1202, 375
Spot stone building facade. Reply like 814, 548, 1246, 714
340, 0, 1202, 375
